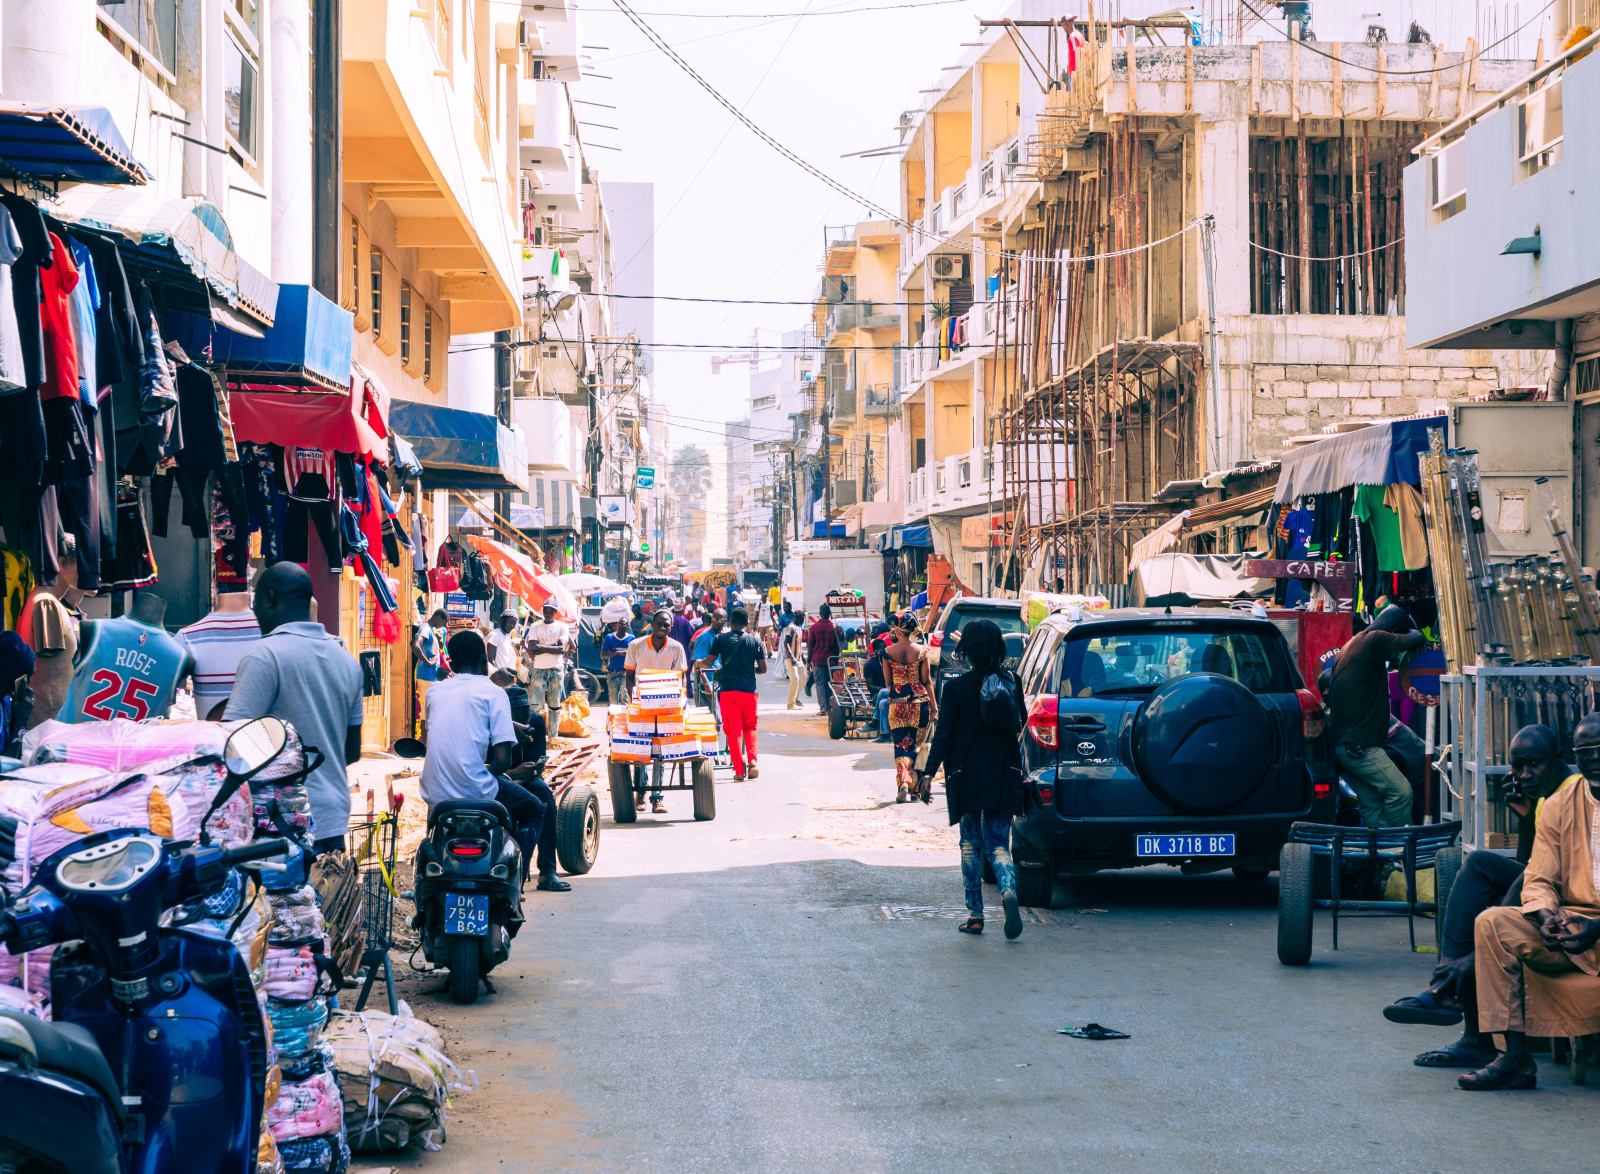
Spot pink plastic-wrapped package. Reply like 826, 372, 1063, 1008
0, 947, 51, 1017
265, 1069, 344, 1142
262, 945, 321, 1002
22, 718, 229, 771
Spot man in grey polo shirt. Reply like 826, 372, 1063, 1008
226, 562, 365, 854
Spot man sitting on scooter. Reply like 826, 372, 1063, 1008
421, 631, 571, 892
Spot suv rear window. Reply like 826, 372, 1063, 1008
1059, 627, 1293, 698
945, 607, 1027, 639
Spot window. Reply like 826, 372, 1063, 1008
399, 283, 413, 364
431, 0, 452, 64
424, 306, 435, 383
97, 0, 178, 74
1429, 138, 1466, 221
370, 249, 384, 339
1519, 79, 1563, 175
222, 0, 260, 160
1059, 627, 1293, 699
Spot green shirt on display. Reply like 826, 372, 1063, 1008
1352, 484, 1406, 573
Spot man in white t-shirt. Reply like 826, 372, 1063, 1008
623, 610, 688, 813
487, 610, 523, 680
523, 600, 573, 723
422, 629, 569, 890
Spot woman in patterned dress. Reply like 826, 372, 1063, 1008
883, 612, 936, 803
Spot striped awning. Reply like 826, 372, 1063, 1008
0, 103, 149, 186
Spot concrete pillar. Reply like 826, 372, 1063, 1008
2, 0, 92, 103
1196, 118, 1251, 316
923, 112, 936, 227
271, 0, 314, 283
971, 65, 984, 179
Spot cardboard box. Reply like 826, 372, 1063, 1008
610, 734, 652, 763
635, 670, 685, 714
654, 734, 700, 762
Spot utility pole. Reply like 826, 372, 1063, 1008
1200, 214, 1224, 473
311, 0, 341, 299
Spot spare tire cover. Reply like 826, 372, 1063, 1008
1132, 672, 1272, 814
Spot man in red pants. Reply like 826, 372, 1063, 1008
697, 607, 767, 781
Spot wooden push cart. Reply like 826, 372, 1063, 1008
605, 673, 717, 822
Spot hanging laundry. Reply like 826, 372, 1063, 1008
72, 231, 141, 398
0, 204, 27, 394
65, 237, 98, 401
0, 190, 53, 389
37, 232, 80, 402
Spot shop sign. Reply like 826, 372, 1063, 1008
961, 513, 1014, 549
599, 495, 631, 527
636, 466, 655, 488
444, 592, 475, 618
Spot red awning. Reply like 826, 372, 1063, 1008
229, 369, 390, 458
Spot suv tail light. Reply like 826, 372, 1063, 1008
448, 839, 488, 858
1026, 694, 1059, 748
1296, 689, 1325, 741
1035, 780, 1055, 806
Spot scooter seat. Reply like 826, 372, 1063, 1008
427, 798, 513, 831
0, 1008, 123, 1122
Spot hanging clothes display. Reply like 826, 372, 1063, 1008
0, 204, 27, 394
101, 485, 157, 591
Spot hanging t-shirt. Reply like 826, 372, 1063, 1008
0, 206, 26, 393
66, 237, 98, 401
1352, 484, 1405, 572
38, 232, 80, 402
1384, 482, 1429, 570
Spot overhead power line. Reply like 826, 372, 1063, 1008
583, 0, 979, 17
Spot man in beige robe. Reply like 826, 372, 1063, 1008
1463, 712, 1600, 1089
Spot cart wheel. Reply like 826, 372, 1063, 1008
1277, 842, 1315, 966
827, 698, 846, 740
556, 785, 601, 874
1432, 846, 1462, 954
692, 758, 716, 821
608, 762, 637, 824
574, 669, 601, 702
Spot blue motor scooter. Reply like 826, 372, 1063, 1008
0, 716, 296, 1174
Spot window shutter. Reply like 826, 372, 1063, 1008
401, 281, 426, 376
348, 216, 371, 331
373, 252, 400, 356
423, 304, 445, 393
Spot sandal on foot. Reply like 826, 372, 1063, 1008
1384, 990, 1465, 1027
896, 788, 909, 803
958, 917, 984, 935
1458, 1055, 1537, 1090
1415, 1044, 1497, 1068
1003, 894, 1023, 940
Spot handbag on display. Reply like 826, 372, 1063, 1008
427, 564, 460, 592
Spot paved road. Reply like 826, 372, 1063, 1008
388, 669, 1599, 1173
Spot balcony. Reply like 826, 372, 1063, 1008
863, 382, 899, 417
912, 445, 998, 518
1405, 30, 1600, 350
344, 0, 521, 333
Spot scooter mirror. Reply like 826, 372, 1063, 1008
392, 737, 426, 759
224, 717, 289, 780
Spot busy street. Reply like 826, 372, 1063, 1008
372, 668, 1590, 1173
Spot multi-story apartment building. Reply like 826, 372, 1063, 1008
883, 0, 1548, 594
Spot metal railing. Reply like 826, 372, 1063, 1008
1415, 28, 1600, 158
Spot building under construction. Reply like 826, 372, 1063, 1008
887, 2, 1549, 597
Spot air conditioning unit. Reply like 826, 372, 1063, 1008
519, 174, 538, 208
930, 253, 969, 281
833, 479, 859, 508
517, 18, 530, 47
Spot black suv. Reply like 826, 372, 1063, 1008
1008, 607, 1333, 906
931, 597, 1028, 703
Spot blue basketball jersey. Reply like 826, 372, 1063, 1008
58, 616, 189, 723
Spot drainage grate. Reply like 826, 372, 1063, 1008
874, 904, 1054, 924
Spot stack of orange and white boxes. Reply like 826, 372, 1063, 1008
633, 671, 696, 761
683, 707, 719, 758
607, 702, 651, 762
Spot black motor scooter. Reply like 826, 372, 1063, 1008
0, 717, 294, 1174
393, 739, 524, 1005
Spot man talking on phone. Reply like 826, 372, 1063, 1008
1458, 712, 1600, 1090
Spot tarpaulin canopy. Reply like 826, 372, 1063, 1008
388, 401, 529, 492
51, 185, 272, 329
557, 572, 630, 599
882, 523, 932, 550
1273, 415, 1448, 502
1132, 553, 1273, 604
200, 285, 348, 389
466, 537, 579, 622
0, 103, 149, 186
228, 381, 387, 459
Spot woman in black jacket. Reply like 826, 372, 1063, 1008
920, 619, 1028, 939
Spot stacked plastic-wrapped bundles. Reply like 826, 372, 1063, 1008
0, 753, 252, 1017
264, 992, 348, 1174
22, 717, 230, 770
324, 1006, 474, 1153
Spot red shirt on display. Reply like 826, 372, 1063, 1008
39, 232, 79, 401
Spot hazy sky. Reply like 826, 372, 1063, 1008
576, 0, 1005, 455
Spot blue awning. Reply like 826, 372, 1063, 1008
200, 285, 351, 391
888, 523, 932, 549
389, 400, 529, 493
810, 520, 848, 538
0, 103, 149, 186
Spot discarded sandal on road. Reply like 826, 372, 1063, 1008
1384, 990, 1464, 1027
1059, 1023, 1131, 1040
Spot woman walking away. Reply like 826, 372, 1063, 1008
883, 613, 936, 804
921, 619, 1028, 940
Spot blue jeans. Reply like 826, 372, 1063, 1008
959, 811, 1016, 917
875, 689, 890, 736
531, 667, 564, 713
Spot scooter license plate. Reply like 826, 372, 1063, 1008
443, 893, 490, 936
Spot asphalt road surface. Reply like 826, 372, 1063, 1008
387, 668, 1600, 1173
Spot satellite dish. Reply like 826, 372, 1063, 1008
637, 353, 653, 377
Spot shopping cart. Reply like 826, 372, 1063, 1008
694, 665, 731, 768
349, 784, 404, 1014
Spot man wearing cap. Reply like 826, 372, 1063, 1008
625, 610, 688, 813
487, 610, 523, 680
524, 600, 573, 727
